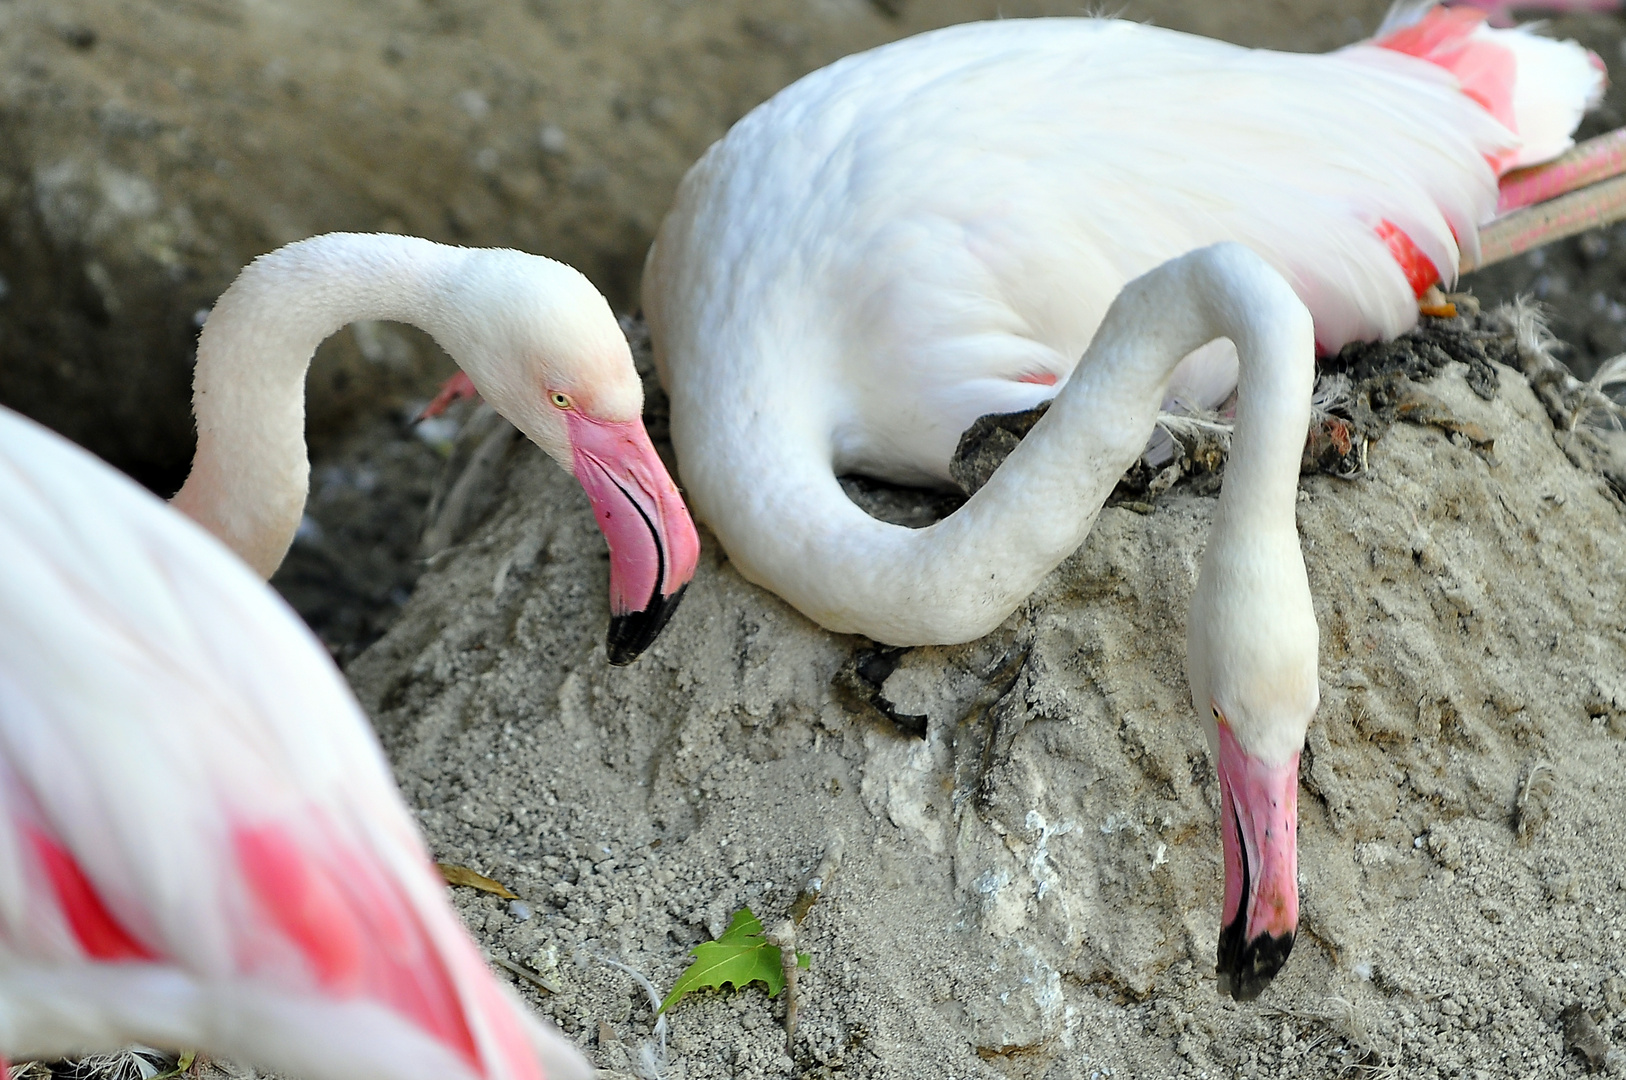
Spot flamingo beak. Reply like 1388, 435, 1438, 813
566, 413, 701, 664
1214, 720, 1299, 1002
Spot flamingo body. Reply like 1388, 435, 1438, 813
642, 8, 1601, 997
647, 11, 1600, 501
0, 406, 589, 1080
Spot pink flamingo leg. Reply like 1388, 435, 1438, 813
1469, 172, 1626, 270
1498, 128, 1626, 212
416, 370, 479, 420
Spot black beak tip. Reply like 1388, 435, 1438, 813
1217, 915, 1295, 1002
606, 584, 689, 666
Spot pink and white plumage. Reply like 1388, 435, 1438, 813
0, 406, 590, 1080
643, 7, 1602, 998
649, 9, 1602, 507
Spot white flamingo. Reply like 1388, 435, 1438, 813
0, 404, 591, 1080
642, 6, 1606, 997
171, 232, 700, 664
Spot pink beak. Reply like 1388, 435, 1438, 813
1215, 720, 1299, 1001
566, 412, 701, 664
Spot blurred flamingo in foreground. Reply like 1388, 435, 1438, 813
171, 232, 699, 665
0, 405, 590, 1080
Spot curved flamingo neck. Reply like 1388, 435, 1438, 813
1213, 292, 1315, 536
687, 244, 1315, 648
1186, 254, 1320, 764
171, 234, 468, 577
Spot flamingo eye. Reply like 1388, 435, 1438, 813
550, 392, 573, 410
1212, 705, 1222, 720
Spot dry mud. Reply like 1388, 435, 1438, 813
347, 331, 1626, 1079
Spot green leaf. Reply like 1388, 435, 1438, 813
659, 907, 806, 1014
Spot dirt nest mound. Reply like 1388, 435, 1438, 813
346, 314, 1626, 1079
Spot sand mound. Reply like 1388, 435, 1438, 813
346, 314, 1626, 1079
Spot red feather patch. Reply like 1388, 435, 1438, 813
234, 822, 487, 1071
1375, 219, 1442, 297
28, 827, 154, 961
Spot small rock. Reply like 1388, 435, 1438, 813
1546, 871, 1581, 904
1562, 1003, 1611, 1073
55, 23, 97, 49
1425, 824, 1464, 870
538, 123, 568, 154
1605, 977, 1625, 1016
456, 89, 491, 121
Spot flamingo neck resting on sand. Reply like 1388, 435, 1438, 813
0, 405, 591, 1080
171, 232, 698, 663
749, 242, 1324, 996
1181, 260, 1320, 997
669, 243, 1317, 653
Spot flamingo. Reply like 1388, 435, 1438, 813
0, 404, 591, 1080
642, 7, 1608, 997
170, 232, 700, 665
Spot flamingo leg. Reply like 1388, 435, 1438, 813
415, 370, 479, 421
1498, 127, 1626, 212
1468, 171, 1626, 271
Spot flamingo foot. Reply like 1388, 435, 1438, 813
415, 370, 479, 421
1419, 284, 1459, 318
1448, 126, 1626, 274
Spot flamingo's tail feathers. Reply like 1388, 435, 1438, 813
1372, 3, 1604, 170
1494, 23, 1607, 166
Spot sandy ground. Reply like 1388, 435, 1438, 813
338, 311, 1626, 1080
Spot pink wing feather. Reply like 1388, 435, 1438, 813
0, 406, 588, 1080
1356, 3, 1606, 295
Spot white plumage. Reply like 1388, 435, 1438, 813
172, 232, 699, 664
645, 9, 1601, 633
0, 405, 589, 1080
642, 10, 1601, 997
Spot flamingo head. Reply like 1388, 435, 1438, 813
1185, 534, 1319, 1002
433, 250, 701, 664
